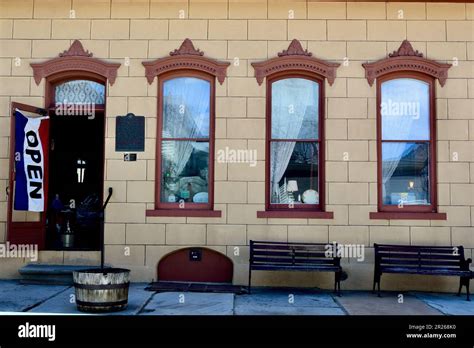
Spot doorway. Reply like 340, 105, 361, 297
46, 112, 105, 250
43, 77, 107, 251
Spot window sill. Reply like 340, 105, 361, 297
146, 209, 222, 218
369, 212, 447, 220
257, 211, 334, 219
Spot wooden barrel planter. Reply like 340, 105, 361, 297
73, 268, 130, 313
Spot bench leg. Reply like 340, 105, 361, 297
459, 277, 471, 301
376, 275, 381, 297
373, 272, 381, 297
247, 267, 252, 295
334, 272, 342, 297
466, 278, 470, 302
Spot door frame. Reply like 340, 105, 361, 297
44, 72, 108, 251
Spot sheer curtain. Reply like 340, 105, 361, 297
162, 77, 210, 176
270, 78, 316, 202
381, 78, 429, 201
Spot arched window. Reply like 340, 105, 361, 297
363, 40, 451, 219
143, 39, 229, 217
252, 39, 339, 218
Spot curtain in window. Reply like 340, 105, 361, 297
162, 77, 210, 176
270, 78, 316, 198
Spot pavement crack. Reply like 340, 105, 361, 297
331, 293, 350, 316
21, 286, 73, 312
137, 291, 157, 315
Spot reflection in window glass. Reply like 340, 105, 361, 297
270, 142, 319, 205
55, 80, 105, 104
162, 77, 210, 139
160, 77, 211, 205
161, 141, 209, 204
382, 143, 430, 206
381, 78, 430, 141
271, 78, 319, 140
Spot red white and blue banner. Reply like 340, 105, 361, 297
14, 109, 48, 212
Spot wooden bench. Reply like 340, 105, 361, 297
374, 243, 472, 301
248, 240, 343, 296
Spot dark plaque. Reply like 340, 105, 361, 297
124, 153, 137, 162
116, 113, 145, 152
189, 248, 202, 262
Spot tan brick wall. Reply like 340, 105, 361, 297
0, 1, 472, 290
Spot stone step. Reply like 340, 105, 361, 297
19, 264, 106, 285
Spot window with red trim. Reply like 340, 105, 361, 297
363, 40, 451, 220
377, 72, 436, 213
156, 70, 215, 211
251, 39, 339, 218
267, 74, 323, 211
142, 39, 229, 217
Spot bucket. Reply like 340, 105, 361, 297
61, 234, 74, 248
73, 268, 130, 313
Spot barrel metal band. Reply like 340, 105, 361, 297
73, 282, 130, 290
76, 299, 128, 307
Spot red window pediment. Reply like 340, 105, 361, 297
30, 40, 121, 85
362, 40, 452, 87
142, 38, 230, 85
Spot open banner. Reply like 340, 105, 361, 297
14, 109, 49, 212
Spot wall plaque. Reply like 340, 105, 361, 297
116, 113, 145, 152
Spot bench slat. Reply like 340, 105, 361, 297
380, 259, 461, 267
252, 250, 328, 258
252, 244, 328, 252
378, 252, 462, 261
251, 240, 329, 246
381, 266, 470, 277
376, 246, 461, 255
251, 265, 341, 272
252, 257, 335, 265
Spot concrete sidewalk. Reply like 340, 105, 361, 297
0, 280, 472, 316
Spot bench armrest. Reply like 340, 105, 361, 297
460, 258, 472, 271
